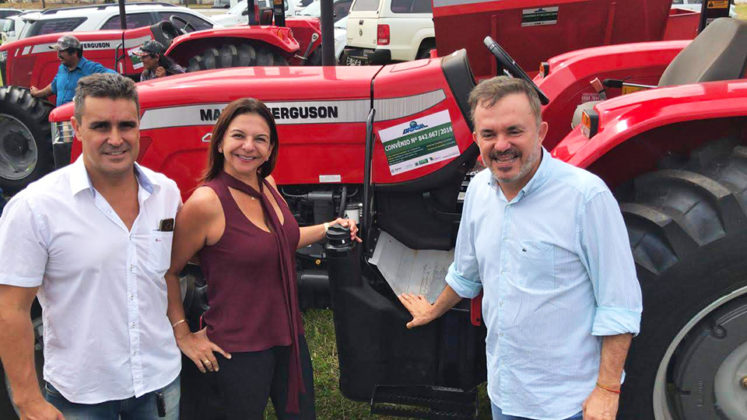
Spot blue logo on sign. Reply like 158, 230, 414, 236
403, 120, 428, 134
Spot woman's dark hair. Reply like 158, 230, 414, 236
202, 98, 279, 182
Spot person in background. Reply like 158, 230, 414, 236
30, 35, 116, 106
136, 40, 185, 82
165, 97, 360, 419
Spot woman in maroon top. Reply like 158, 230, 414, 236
164, 98, 359, 419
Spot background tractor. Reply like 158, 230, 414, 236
0, 0, 323, 194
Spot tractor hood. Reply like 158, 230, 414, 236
49, 53, 475, 197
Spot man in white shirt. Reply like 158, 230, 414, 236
0, 73, 182, 419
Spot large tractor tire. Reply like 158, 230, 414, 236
0, 86, 54, 194
186, 43, 288, 72
618, 139, 747, 419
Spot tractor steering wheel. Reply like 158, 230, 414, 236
483, 36, 549, 105
169, 15, 195, 35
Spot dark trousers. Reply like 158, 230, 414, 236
214, 335, 316, 420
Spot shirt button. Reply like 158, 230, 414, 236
131, 322, 136, 329
130, 265, 136, 273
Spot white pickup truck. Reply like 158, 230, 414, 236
342, 0, 434, 64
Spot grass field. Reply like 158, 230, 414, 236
298, 308, 492, 419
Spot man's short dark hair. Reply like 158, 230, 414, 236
468, 76, 542, 128
73, 73, 139, 122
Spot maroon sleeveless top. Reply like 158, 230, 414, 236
199, 172, 306, 411
200, 172, 302, 349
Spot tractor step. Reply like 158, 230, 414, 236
370, 385, 478, 419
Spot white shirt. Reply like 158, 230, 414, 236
446, 149, 642, 420
0, 157, 182, 404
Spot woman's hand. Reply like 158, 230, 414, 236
175, 327, 231, 373
331, 217, 362, 243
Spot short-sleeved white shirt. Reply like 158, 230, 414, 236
0, 157, 182, 404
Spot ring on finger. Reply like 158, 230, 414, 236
203, 359, 211, 365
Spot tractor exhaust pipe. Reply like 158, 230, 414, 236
320, 0, 336, 65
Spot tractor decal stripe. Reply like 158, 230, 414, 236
139, 90, 447, 129
27, 36, 152, 55
373, 90, 446, 121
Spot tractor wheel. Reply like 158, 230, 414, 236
618, 139, 747, 419
416, 39, 435, 60
1, 316, 45, 419
0, 86, 53, 194
186, 44, 288, 72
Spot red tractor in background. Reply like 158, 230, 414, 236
431, 0, 729, 81
33, 10, 747, 419
0, 0, 708, 196
0, 1, 322, 194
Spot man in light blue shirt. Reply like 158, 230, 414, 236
399, 77, 642, 420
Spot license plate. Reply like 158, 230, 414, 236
346, 56, 364, 66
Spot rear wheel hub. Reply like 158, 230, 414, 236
0, 114, 37, 181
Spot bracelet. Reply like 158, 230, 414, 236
323, 222, 330, 233
171, 319, 186, 328
596, 382, 621, 394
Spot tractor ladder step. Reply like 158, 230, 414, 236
370, 385, 478, 419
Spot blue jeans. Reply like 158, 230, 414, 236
44, 376, 180, 420
491, 403, 582, 420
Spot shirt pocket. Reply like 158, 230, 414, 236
513, 240, 555, 290
148, 231, 174, 275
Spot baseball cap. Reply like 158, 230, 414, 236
135, 40, 165, 57
50, 35, 81, 51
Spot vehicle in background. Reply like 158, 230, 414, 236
298, 0, 352, 60
212, 0, 295, 26
342, 0, 433, 64
19, 3, 216, 41
0, 16, 22, 44
0, 9, 21, 19
433, 0, 703, 82
333, 15, 347, 61
672, 0, 737, 15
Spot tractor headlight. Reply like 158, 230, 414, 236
51, 121, 74, 145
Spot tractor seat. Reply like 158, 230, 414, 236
571, 18, 747, 129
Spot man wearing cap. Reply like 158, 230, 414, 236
136, 40, 185, 82
30, 35, 116, 107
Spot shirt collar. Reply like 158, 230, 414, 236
69, 156, 158, 196
65, 57, 87, 72
489, 147, 552, 202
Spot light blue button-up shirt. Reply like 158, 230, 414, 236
50, 57, 116, 106
446, 148, 642, 420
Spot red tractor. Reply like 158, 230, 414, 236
0, 2, 322, 194
34, 12, 747, 419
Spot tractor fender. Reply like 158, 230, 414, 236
165, 27, 300, 65
286, 17, 322, 55
537, 40, 690, 150
551, 79, 747, 186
